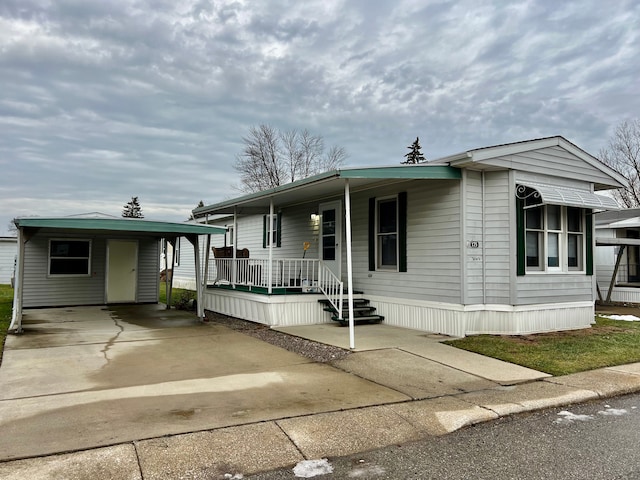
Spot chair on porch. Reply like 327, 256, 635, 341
212, 247, 252, 285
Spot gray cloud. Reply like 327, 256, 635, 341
1, 0, 639, 234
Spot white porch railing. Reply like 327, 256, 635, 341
208, 258, 321, 289
206, 258, 344, 315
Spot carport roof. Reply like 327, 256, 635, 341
14, 216, 227, 236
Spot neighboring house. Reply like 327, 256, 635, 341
0, 237, 17, 285
595, 208, 640, 304
191, 136, 623, 339
9, 214, 225, 332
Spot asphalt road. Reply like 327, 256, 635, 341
249, 393, 640, 479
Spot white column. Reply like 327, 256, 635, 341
9, 227, 25, 333
268, 199, 274, 294
344, 180, 355, 349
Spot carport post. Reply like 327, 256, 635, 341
166, 237, 176, 309
9, 226, 25, 333
191, 234, 204, 320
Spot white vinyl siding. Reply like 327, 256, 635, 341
464, 171, 484, 304
21, 233, 159, 308
485, 146, 616, 187
352, 180, 461, 304
0, 238, 17, 284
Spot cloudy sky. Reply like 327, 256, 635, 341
1, 0, 639, 235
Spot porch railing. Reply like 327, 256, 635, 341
206, 258, 344, 316
207, 258, 321, 289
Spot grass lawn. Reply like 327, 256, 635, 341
159, 282, 196, 309
444, 316, 640, 376
0, 284, 13, 365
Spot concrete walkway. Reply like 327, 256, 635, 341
2, 306, 640, 479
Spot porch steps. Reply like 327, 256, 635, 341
318, 298, 385, 327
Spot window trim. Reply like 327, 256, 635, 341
368, 192, 407, 272
517, 193, 591, 275
48, 238, 92, 277
262, 212, 282, 248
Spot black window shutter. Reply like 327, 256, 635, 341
399, 192, 407, 272
516, 197, 526, 276
368, 197, 375, 271
262, 215, 267, 248
276, 212, 282, 247
586, 210, 593, 276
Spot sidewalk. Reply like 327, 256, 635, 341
2, 310, 640, 479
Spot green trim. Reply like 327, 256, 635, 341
398, 192, 407, 272
368, 197, 376, 271
586, 210, 594, 276
194, 166, 461, 217
516, 197, 526, 276
340, 165, 461, 180
15, 217, 227, 236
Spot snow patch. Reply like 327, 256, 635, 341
223, 474, 243, 479
293, 459, 334, 478
600, 314, 640, 321
554, 410, 594, 424
348, 464, 386, 477
598, 406, 629, 416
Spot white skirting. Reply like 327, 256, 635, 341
203, 289, 332, 326
368, 296, 594, 337
204, 289, 595, 336
599, 287, 640, 304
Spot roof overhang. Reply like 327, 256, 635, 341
194, 165, 461, 217
13, 217, 227, 237
596, 237, 640, 247
517, 182, 620, 211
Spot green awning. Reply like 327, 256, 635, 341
14, 217, 227, 236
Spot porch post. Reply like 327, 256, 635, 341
191, 234, 204, 320
344, 179, 355, 349
203, 232, 211, 292
9, 227, 25, 333
167, 237, 176, 309
606, 244, 626, 304
268, 199, 274, 294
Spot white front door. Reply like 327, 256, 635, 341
107, 240, 138, 303
319, 200, 342, 279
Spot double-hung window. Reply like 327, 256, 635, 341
368, 192, 407, 272
262, 212, 282, 248
377, 197, 398, 269
49, 239, 91, 276
522, 193, 586, 273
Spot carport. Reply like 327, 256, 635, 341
9, 215, 226, 333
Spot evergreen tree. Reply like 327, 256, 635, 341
122, 196, 144, 218
402, 137, 426, 164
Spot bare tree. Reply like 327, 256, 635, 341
599, 119, 640, 207
234, 124, 347, 192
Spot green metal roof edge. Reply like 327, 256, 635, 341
15, 217, 227, 235
194, 165, 460, 216
339, 165, 461, 179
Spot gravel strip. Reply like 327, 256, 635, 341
204, 311, 352, 363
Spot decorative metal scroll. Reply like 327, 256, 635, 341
516, 185, 542, 207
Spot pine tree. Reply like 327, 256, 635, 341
402, 137, 426, 164
122, 196, 144, 218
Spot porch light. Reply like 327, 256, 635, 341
310, 212, 319, 222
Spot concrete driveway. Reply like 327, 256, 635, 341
0, 305, 408, 460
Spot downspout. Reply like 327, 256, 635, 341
344, 179, 355, 350
268, 199, 274, 294
9, 226, 25, 333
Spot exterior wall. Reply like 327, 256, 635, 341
0, 237, 17, 285
513, 171, 596, 305
22, 232, 159, 308
350, 179, 462, 304
487, 145, 616, 187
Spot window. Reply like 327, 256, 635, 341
226, 225, 235, 247
626, 230, 640, 282
521, 194, 586, 273
49, 239, 91, 275
377, 197, 398, 269
262, 212, 282, 248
